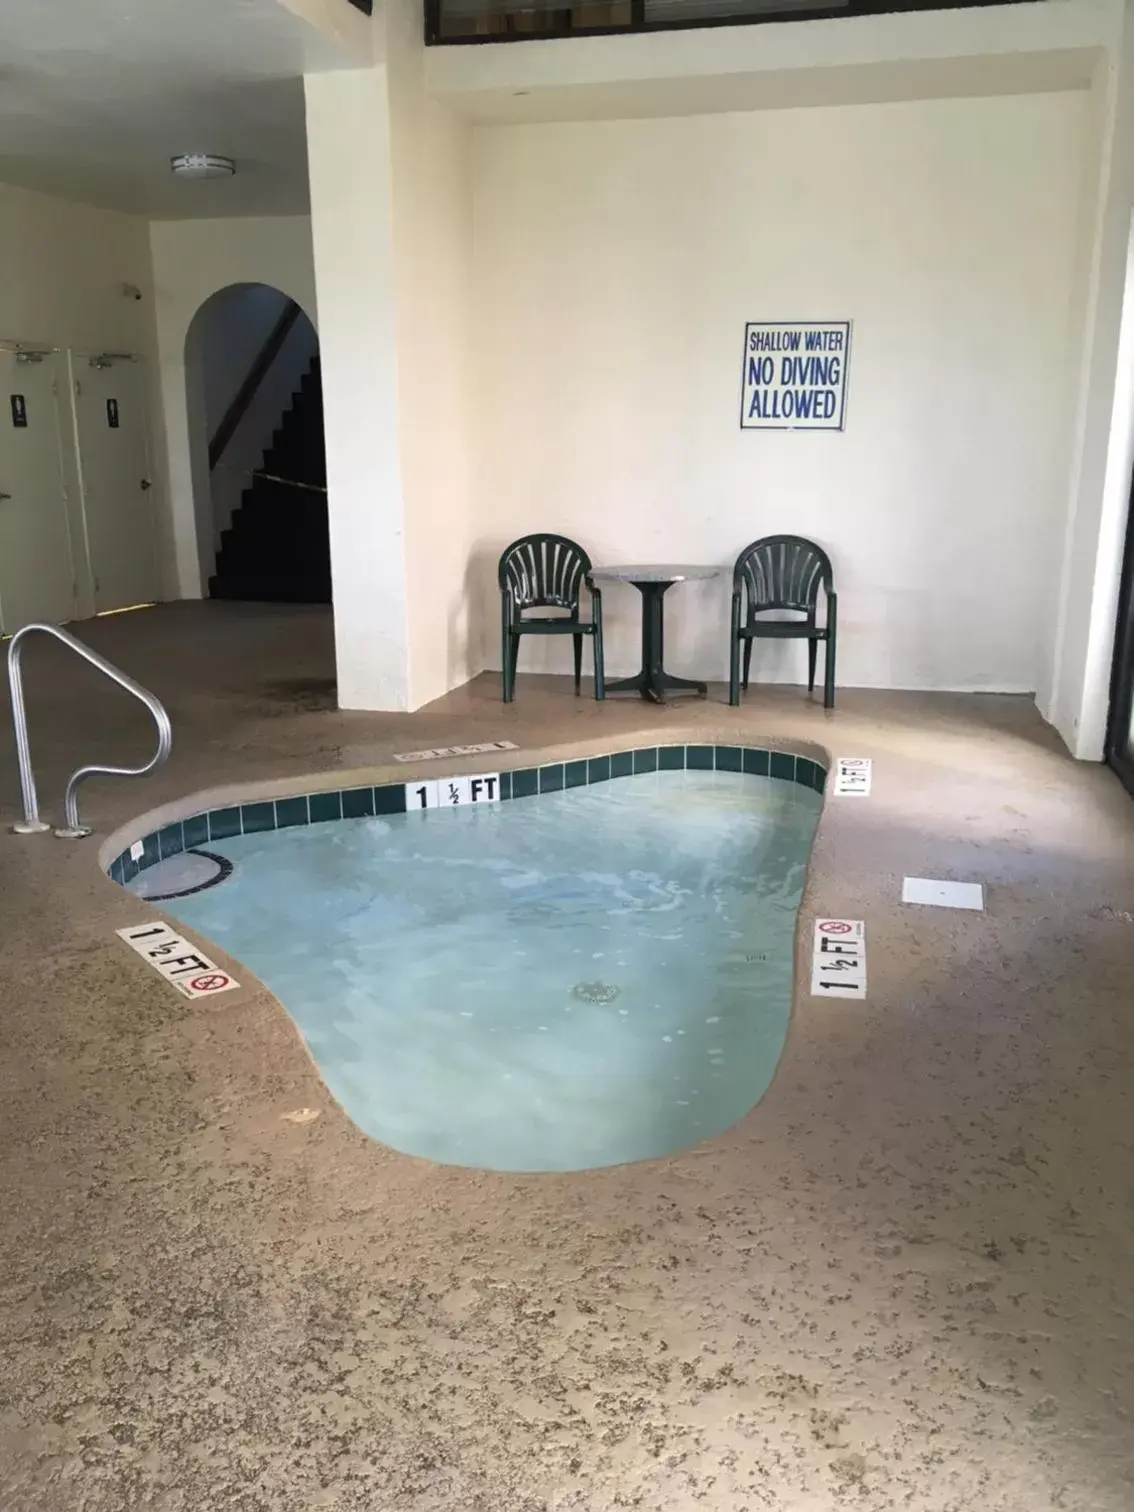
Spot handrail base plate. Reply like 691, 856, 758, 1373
54, 825, 92, 839
12, 820, 51, 834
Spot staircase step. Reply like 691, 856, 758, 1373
209, 347, 331, 604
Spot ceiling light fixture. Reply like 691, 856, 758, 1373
170, 153, 235, 181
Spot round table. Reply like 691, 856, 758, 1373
590, 564, 721, 704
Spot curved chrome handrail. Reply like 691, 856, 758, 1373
7, 622, 172, 838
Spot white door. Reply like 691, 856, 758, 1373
0, 350, 76, 633
74, 356, 159, 612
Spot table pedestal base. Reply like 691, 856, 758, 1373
605, 669, 708, 704
605, 580, 708, 704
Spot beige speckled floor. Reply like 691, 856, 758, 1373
1, 602, 1132, 1512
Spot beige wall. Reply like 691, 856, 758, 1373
1042, 6, 1134, 757
388, 0, 478, 709
149, 214, 317, 598
470, 91, 1088, 693
306, 64, 412, 711
304, 0, 476, 713
0, 181, 154, 351
0, 181, 163, 616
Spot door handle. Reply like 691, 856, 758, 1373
0, 491, 11, 501
140, 478, 152, 491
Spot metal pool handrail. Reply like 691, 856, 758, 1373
7, 622, 172, 838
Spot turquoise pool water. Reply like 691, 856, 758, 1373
164, 769, 821, 1172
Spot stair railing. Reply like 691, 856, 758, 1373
8, 623, 172, 839
209, 299, 302, 470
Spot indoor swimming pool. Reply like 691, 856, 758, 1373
129, 755, 823, 1171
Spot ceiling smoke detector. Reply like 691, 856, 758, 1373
170, 153, 235, 181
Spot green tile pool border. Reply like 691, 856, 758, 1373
108, 745, 827, 887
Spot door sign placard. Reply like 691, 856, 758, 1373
10, 394, 27, 428
741, 321, 851, 431
106, 397, 120, 429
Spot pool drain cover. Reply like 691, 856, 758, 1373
124, 849, 233, 902
572, 980, 620, 1004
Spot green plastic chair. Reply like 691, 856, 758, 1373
498, 534, 605, 703
729, 535, 837, 708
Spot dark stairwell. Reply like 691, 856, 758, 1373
209, 357, 331, 605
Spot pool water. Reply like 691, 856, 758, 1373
165, 769, 821, 1172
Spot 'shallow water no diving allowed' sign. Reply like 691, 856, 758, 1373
740, 321, 852, 431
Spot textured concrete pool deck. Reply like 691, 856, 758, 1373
1, 601, 1132, 1511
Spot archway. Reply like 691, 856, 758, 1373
184, 283, 329, 603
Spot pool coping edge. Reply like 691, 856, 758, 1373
100, 732, 831, 888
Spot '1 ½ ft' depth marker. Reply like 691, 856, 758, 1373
811, 918, 867, 999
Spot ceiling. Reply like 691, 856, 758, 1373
0, 0, 370, 218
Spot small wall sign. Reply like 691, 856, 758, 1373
106, 397, 120, 428
10, 394, 27, 428
740, 321, 851, 431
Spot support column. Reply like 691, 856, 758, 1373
1043, 4, 1134, 758
304, 67, 410, 711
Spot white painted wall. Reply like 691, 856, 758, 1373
0, 183, 154, 351
302, 0, 475, 713
306, 65, 412, 710
387, 0, 477, 709
149, 214, 317, 597
1041, 2, 1134, 759
0, 181, 162, 618
470, 91, 1087, 692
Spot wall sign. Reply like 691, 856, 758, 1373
10, 394, 27, 428
106, 397, 120, 429
740, 321, 851, 431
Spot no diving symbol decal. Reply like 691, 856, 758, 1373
811, 918, 866, 999
189, 972, 231, 994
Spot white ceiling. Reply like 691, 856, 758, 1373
0, 0, 370, 218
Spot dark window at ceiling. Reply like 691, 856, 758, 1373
426, 0, 1042, 45
347, 0, 373, 12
